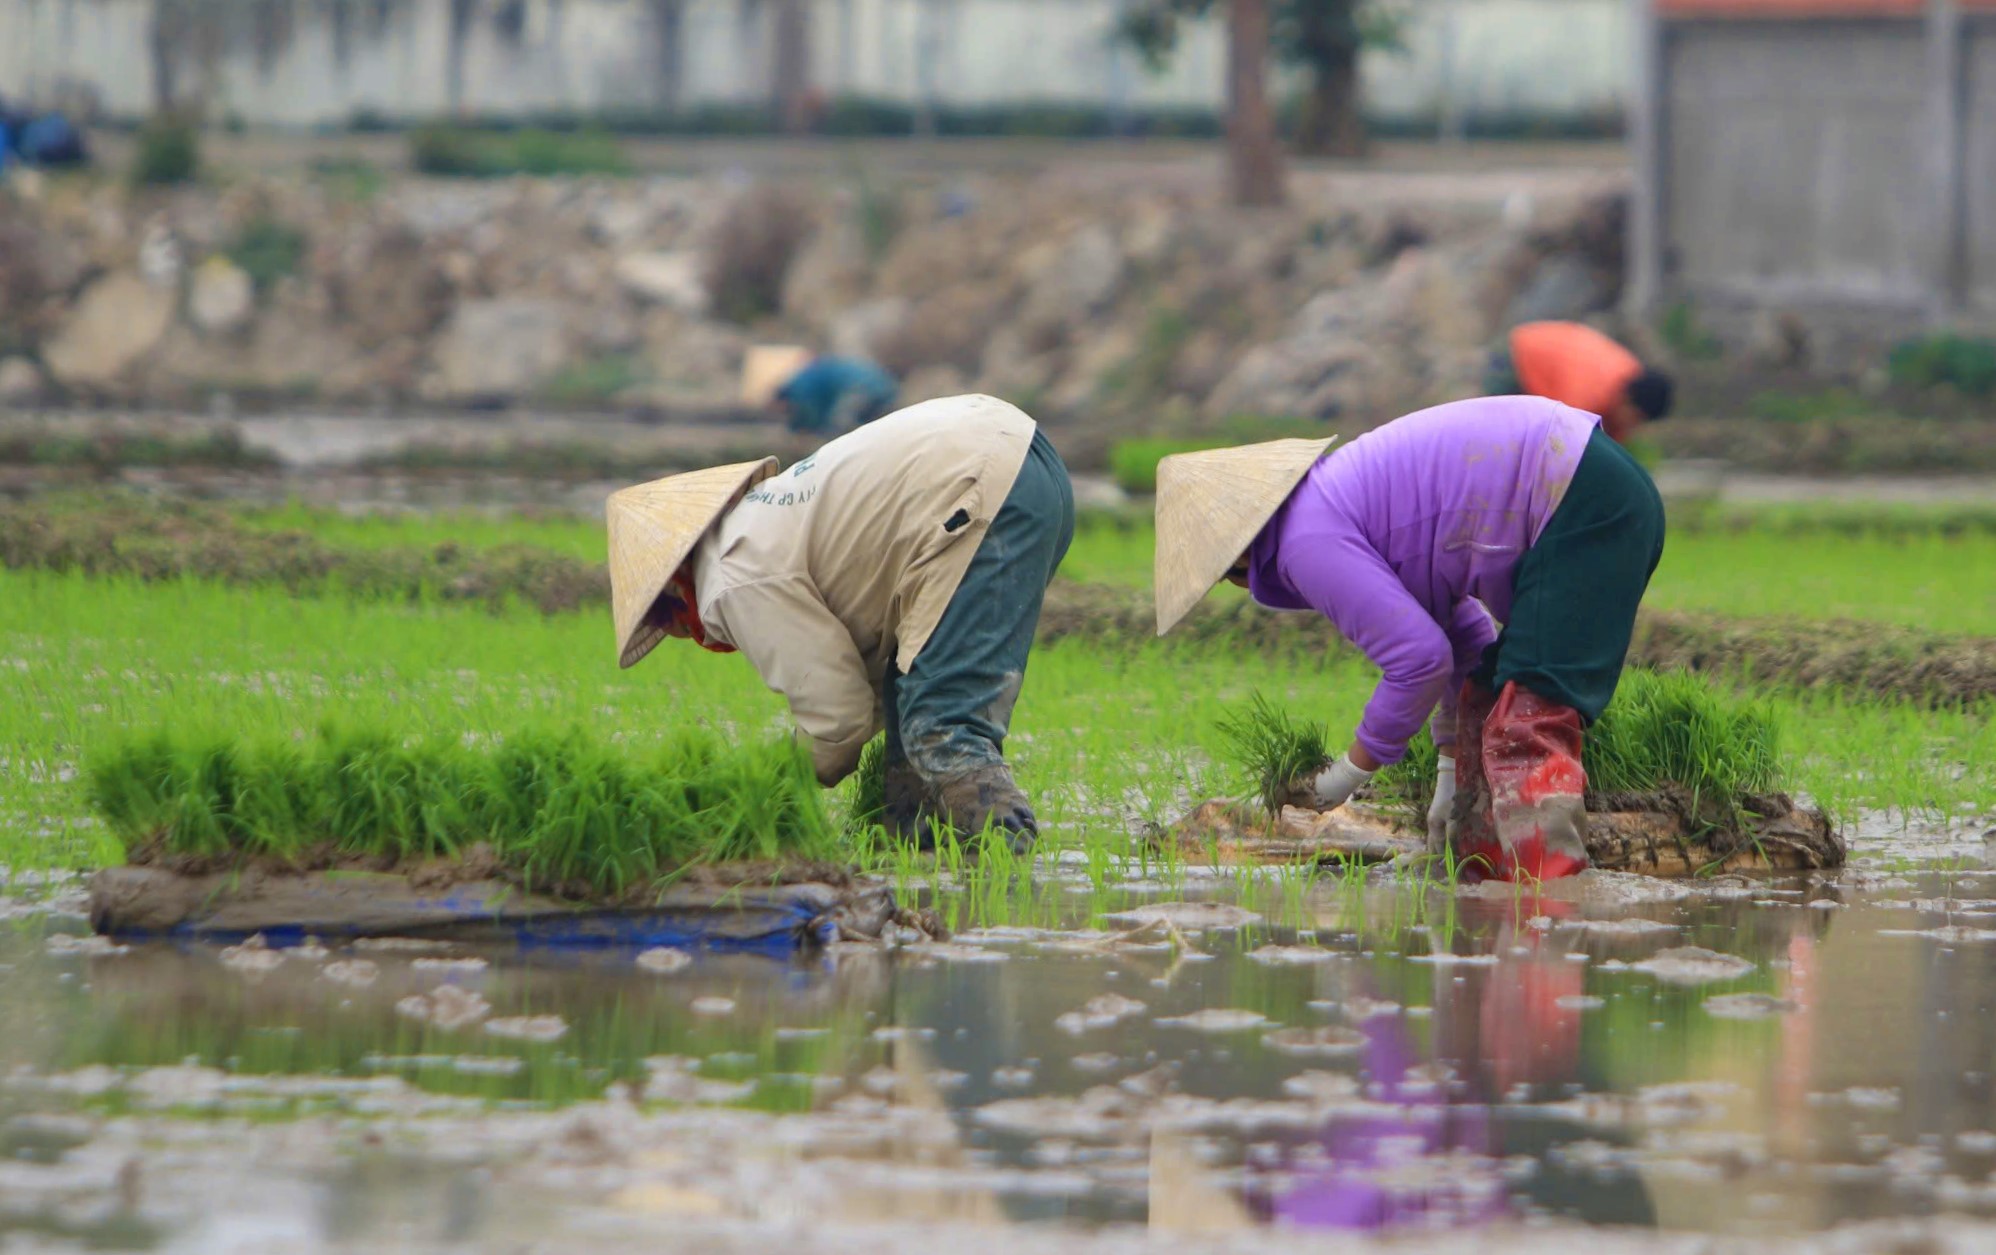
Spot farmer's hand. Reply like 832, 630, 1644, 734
1309, 753, 1375, 811
1426, 755, 1457, 853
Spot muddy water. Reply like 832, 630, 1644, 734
6, 853, 1996, 1253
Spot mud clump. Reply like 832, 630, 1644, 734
1631, 947, 1757, 986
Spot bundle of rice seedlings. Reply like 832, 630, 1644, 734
1582, 669, 1781, 804
87, 724, 837, 896
1216, 692, 1331, 813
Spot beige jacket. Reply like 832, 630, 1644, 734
691, 394, 1035, 786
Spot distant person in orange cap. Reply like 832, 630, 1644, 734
1486, 321, 1674, 444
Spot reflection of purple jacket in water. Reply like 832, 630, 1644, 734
1272, 1013, 1509, 1231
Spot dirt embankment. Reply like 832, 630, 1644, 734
0, 494, 609, 613
1035, 584, 1996, 709
1650, 416, 1996, 476
6, 496, 1991, 707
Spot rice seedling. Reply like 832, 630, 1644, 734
842, 738, 888, 838
1218, 668, 1784, 819
1216, 691, 1330, 812
86, 724, 837, 895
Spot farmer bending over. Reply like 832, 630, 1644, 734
1153, 396, 1664, 882
1487, 321, 1674, 444
608, 393, 1073, 851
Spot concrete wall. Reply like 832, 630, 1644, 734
1661, 20, 1931, 307
0, 0, 1626, 128
1367, 0, 1627, 124
1640, 8, 1996, 317
1966, 21, 1996, 310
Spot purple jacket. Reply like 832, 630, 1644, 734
1247, 397, 1597, 765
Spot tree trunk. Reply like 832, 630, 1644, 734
1294, 32, 1366, 156
1225, 0, 1287, 206
773, 0, 814, 135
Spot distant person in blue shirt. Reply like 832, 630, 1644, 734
774, 356, 900, 435
0, 98, 88, 170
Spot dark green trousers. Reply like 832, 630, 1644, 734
884, 428, 1075, 778
1471, 427, 1665, 722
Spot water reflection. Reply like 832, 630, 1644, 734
9, 864, 1996, 1247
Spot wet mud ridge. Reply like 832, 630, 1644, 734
1166, 790, 1843, 876
89, 859, 933, 954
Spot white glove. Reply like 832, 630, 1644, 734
1310, 754, 1375, 810
1426, 756, 1457, 853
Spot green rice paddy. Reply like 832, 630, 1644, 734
2, 559, 1990, 883
224, 500, 1996, 634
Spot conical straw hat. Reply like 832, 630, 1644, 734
1153, 436, 1338, 636
740, 344, 813, 407
607, 457, 780, 668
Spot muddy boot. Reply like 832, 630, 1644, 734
881, 760, 939, 850
1448, 680, 1504, 880
1481, 682, 1591, 883
930, 763, 1037, 857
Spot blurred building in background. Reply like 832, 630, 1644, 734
0, 0, 1625, 137
1633, 0, 1996, 318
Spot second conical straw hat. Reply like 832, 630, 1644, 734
607, 457, 780, 669
740, 344, 813, 407
1153, 436, 1338, 636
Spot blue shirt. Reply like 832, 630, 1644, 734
778, 357, 898, 433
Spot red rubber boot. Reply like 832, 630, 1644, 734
1480, 682, 1591, 883
1447, 681, 1504, 882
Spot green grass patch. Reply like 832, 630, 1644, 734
0, 429, 278, 471
225, 217, 308, 294
408, 124, 631, 178
1055, 508, 1995, 636
1107, 436, 1227, 495
539, 353, 648, 407
89, 724, 835, 893
1104, 418, 1330, 495
1888, 333, 1996, 397
1648, 527, 1993, 636
131, 116, 199, 185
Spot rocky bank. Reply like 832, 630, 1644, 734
0, 160, 1632, 425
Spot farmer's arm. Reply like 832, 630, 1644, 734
707, 578, 879, 785
1430, 598, 1499, 756
1280, 535, 1455, 769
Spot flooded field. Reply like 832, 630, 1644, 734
2, 474, 1991, 1253
7, 837, 1996, 1252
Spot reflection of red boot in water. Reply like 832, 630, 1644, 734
1452, 682, 1590, 883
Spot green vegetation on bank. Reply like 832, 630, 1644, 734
0, 430, 277, 472
131, 116, 199, 185
225, 216, 309, 293
1888, 333, 1996, 398
409, 124, 632, 177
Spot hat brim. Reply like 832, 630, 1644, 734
607, 457, 780, 668
1153, 436, 1338, 636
